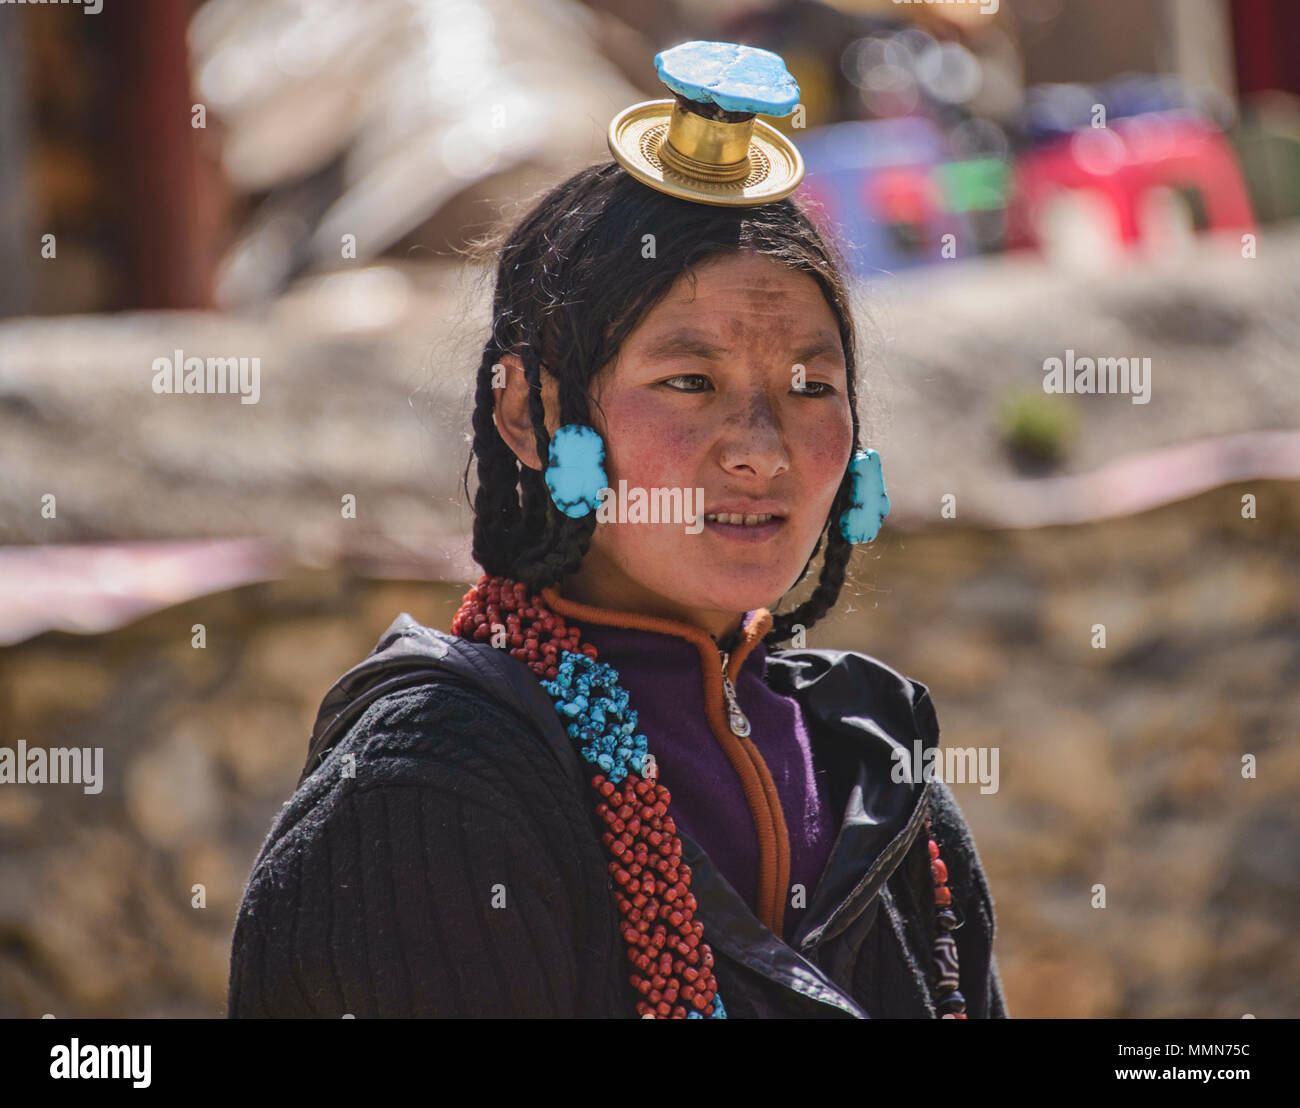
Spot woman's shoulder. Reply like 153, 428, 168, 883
765, 644, 939, 741
766, 642, 932, 693
299, 612, 582, 786
326, 677, 548, 777
229, 630, 618, 1018
249, 616, 591, 868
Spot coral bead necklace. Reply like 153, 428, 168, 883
450, 573, 966, 1019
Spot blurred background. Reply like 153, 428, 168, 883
0, 0, 1297, 1018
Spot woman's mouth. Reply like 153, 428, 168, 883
702, 512, 786, 542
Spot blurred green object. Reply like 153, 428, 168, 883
1231, 94, 1300, 224
937, 158, 1009, 213
997, 387, 1078, 468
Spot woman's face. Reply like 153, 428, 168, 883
496, 250, 854, 642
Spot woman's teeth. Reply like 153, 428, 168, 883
704, 513, 776, 526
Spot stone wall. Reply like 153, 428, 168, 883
829, 477, 1300, 1018
0, 478, 1296, 1017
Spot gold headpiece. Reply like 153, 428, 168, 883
607, 41, 804, 207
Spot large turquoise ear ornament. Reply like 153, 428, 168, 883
544, 424, 609, 519
839, 449, 890, 543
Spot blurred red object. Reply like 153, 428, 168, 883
1006, 111, 1256, 257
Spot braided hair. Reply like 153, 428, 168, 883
461, 162, 866, 648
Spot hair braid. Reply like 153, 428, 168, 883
467, 349, 528, 576
765, 465, 858, 648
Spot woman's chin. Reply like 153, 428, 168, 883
650, 572, 791, 620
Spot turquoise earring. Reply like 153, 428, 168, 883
545, 424, 609, 518
839, 449, 890, 543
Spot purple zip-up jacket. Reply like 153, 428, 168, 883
580, 610, 837, 943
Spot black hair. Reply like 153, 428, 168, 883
460, 161, 863, 648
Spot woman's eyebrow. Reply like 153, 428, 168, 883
791, 336, 844, 363
643, 330, 727, 360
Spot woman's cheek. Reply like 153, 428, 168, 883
797, 405, 852, 496
605, 410, 705, 488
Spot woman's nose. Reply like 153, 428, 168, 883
717, 398, 789, 477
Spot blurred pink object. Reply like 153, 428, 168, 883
0, 539, 283, 646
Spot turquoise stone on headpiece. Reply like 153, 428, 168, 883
606, 38, 805, 205
654, 41, 800, 117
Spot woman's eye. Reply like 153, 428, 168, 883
793, 381, 834, 397
659, 374, 835, 396
661, 374, 712, 392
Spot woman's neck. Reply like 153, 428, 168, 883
559, 568, 747, 645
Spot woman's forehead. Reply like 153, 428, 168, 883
631, 261, 840, 350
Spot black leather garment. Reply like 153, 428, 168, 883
237, 614, 1007, 1019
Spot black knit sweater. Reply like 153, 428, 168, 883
229, 682, 633, 1016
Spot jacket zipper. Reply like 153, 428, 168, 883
717, 647, 751, 737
